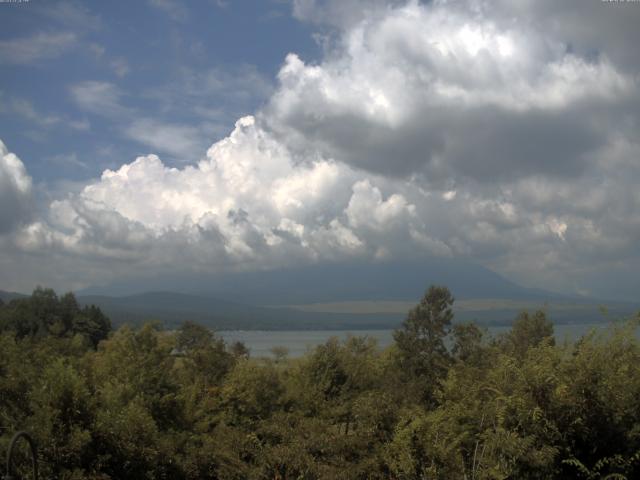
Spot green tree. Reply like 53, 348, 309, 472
229, 340, 250, 359
270, 345, 289, 363
451, 322, 487, 366
176, 320, 213, 352
72, 305, 111, 347
0, 288, 56, 338
220, 359, 283, 429
498, 310, 554, 358
28, 359, 95, 478
0, 288, 111, 346
393, 285, 454, 405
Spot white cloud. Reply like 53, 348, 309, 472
0, 141, 32, 234
37, 0, 102, 31
9, 118, 437, 279
125, 119, 207, 160
142, 64, 273, 124
58, 116, 355, 241
6, 97, 90, 131
0, 32, 77, 65
442, 190, 456, 201
345, 180, 415, 232
148, 0, 189, 22
266, 1, 635, 179
292, 0, 405, 28
70, 66, 272, 160
10, 98, 61, 127
70, 81, 128, 116
47, 153, 89, 170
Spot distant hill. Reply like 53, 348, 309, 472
192, 260, 567, 305
0, 290, 27, 303
80, 258, 568, 304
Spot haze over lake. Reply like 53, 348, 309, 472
220, 323, 621, 358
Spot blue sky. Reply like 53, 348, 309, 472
1, 0, 640, 300
1, 0, 319, 182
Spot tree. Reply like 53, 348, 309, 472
0, 288, 111, 346
58, 292, 80, 335
176, 321, 214, 353
393, 285, 454, 405
229, 340, 250, 359
174, 321, 234, 389
3, 287, 59, 338
28, 359, 95, 477
270, 345, 289, 363
72, 305, 111, 347
451, 322, 486, 365
499, 310, 554, 358
220, 360, 283, 429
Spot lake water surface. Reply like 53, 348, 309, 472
219, 323, 621, 358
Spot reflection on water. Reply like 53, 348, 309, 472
219, 323, 620, 358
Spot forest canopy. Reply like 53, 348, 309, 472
1, 286, 640, 479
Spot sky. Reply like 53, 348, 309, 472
1, 0, 639, 300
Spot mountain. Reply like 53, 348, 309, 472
4, 285, 635, 332
194, 259, 566, 305
80, 258, 567, 304
73, 259, 625, 330
8, 258, 638, 330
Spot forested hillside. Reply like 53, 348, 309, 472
1, 287, 640, 479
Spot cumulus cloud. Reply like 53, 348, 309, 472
6, 116, 447, 288
2, 0, 640, 297
267, 0, 635, 181
476, 0, 640, 74
0, 141, 33, 234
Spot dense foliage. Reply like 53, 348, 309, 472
1, 287, 640, 479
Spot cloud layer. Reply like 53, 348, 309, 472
1, 0, 639, 298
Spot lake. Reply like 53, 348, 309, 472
219, 322, 623, 358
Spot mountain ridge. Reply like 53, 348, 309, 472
4, 260, 636, 330
78, 258, 572, 303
